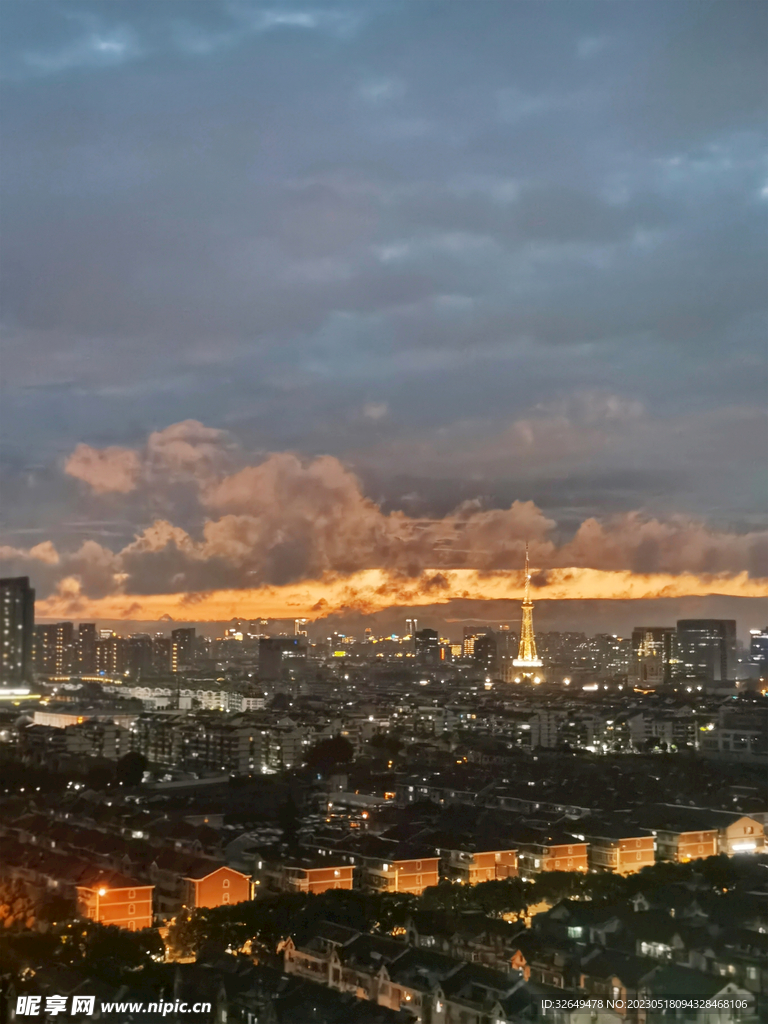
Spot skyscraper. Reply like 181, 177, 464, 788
677, 619, 737, 682
171, 627, 196, 670
474, 630, 498, 675
78, 623, 97, 674
512, 547, 543, 678
0, 576, 35, 682
630, 627, 676, 685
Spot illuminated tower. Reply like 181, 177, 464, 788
512, 546, 543, 676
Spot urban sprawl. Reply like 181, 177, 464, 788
0, 572, 766, 1024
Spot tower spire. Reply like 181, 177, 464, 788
513, 543, 543, 674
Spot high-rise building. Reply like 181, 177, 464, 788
152, 636, 173, 675
94, 635, 128, 675
749, 628, 768, 668
128, 634, 154, 676
512, 547, 543, 679
78, 623, 97, 674
414, 628, 439, 665
406, 618, 418, 637
462, 626, 493, 659
34, 621, 75, 676
497, 628, 520, 683
0, 576, 35, 681
294, 619, 308, 637
630, 627, 676, 686
677, 619, 737, 682
474, 630, 498, 675
259, 637, 307, 679
171, 627, 196, 670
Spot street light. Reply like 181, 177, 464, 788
95, 888, 107, 921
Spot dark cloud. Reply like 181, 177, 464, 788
0, 0, 765, 598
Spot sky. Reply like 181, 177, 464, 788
1, 0, 766, 635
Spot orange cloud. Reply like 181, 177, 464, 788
35, 567, 768, 621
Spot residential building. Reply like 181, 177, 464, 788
182, 863, 252, 908
0, 576, 35, 682
76, 871, 154, 930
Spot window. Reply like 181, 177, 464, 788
223, 893, 230, 903
568, 846, 573, 855
128, 889, 136, 899
612, 987, 621, 1000
334, 869, 340, 878
636, 853, 642, 861
128, 904, 135, 915
567, 927, 583, 939
223, 878, 230, 888
555, 860, 560, 869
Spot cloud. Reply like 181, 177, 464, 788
362, 402, 388, 420
65, 443, 141, 494
7, 424, 766, 614
34, 567, 768, 623
64, 420, 232, 494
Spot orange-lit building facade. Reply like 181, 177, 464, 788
266, 859, 355, 894
586, 833, 656, 874
443, 847, 518, 884
361, 855, 440, 895
76, 874, 153, 930
656, 828, 719, 862
183, 864, 252, 909
518, 839, 588, 875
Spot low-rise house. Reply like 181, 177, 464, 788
432, 835, 518, 884
513, 827, 589, 876
182, 862, 252, 909
534, 901, 626, 948
640, 965, 758, 1024
75, 869, 154, 930
263, 856, 354, 894
575, 820, 655, 874
576, 950, 660, 1020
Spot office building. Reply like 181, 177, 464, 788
677, 619, 737, 682
0, 576, 35, 681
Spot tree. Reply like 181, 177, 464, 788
86, 763, 115, 791
115, 751, 147, 787
369, 734, 403, 757
305, 735, 354, 774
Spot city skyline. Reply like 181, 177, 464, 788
1, 1, 767, 628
